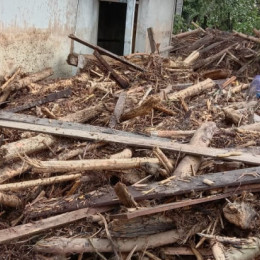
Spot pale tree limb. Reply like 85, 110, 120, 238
0, 174, 81, 191
0, 192, 22, 208
168, 79, 216, 101
32, 158, 160, 174
173, 122, 217, 177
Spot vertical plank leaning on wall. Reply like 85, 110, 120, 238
123, 0, 136, 55
134, 0, 176, 55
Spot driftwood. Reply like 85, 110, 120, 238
168, 78, 216, 101
32, 158, 160, 174
0, 104, 104, 164
109, 215, 173, 238
193, 44, 236, 70
172, 28, 201, 39
173, 122, 217, 177
0, 68, 53, 102
223, 201, 257, 229
233, 30, 260, 44
0, 112, 260, 165
0, 207, 108, 244
121, 96, 160, 121
0, 174, 81, 191
110, 148, 132, 159
34, 229, 188, 254
153, 147, 173, 175
112, 193, 232, 220
114, 182, 138, 208
0, 192, 22, 208
24, 167, 260, 219
162, 247, 212, 257
149, 130, 196, 138
200, 234, 260, 260
109, 91, 127, 128
223, 107, 244, 125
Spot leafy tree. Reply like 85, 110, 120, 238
174, 0, 260, 34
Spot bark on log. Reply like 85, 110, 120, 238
173, 122, 217, 177
172, 28, 201, 39
0, 161, 31, 184
233, 30, 260, 44
60, 103, 104, 123
223, 201, 256, 229
168, 79, 216, 101
34, 229, 186, 254
109, 215, 173, 238
114, 182, 138, 208
121, 96, 160, 121
32, 158, 160, 174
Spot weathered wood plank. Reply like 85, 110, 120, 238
0, 112, 260, 165
0, 207, 109, 244
25, 167, 260, 219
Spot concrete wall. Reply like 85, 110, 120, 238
0, 0, 99, 78
135, 0, 176, 53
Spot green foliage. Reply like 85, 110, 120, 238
174, 0, 260, 34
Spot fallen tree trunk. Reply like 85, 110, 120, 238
173, 122, 217, 177
168, 79, 216, 101
32, 158, 160, 174
34, 229, 187, 254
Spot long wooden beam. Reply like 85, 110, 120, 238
0, 112, 260, 165
69, 34, 144, 71
0, 207, 109, 244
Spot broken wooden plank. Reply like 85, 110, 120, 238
69, 34, 144, 71
0, 112, 259, 165
5, 88, 72, 113
24, 167, 260, 219
94, 50, 130, 89
147, 27, 156, 53
0, 207, 109, 244
110, 193, 244, 220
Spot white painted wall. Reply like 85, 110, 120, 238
135, 0, 176, 54
0, 0, 99, 78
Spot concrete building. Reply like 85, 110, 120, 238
0, 0, 179, 78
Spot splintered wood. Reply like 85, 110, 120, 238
0, 29, 260, 259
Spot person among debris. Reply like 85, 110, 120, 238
248, 75, 260, 100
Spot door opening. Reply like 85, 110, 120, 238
97, 1, 127, 55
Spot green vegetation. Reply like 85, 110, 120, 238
174, 0, 260, 34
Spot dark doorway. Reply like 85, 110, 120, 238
97, 1, 127, 55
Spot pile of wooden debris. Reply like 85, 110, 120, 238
0, 29, 260, 260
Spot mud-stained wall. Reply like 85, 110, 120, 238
0, 0, 99, 78
135, 0, 176, 54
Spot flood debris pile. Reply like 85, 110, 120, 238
0, 29, 259, 260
